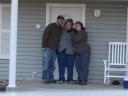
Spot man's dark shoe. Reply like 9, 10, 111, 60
79, 81, 87, 85
42, 80, 50, 84
49, 80, 56, 83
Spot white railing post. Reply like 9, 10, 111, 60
8, 0, 19, 88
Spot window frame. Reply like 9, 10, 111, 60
0, 4, 11, 59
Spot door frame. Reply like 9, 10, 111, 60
46, 3, 86, 26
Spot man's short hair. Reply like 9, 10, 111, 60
65, 19, 74, 26
57, 15, 65, 20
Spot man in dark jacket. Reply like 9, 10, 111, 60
42, 15, 65, 84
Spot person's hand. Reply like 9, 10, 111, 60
42, 48, 46, 51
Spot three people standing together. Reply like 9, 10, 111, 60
42, 15, 91, 85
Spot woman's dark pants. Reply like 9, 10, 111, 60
75, 51, 91, 82
57, 51, 74, 81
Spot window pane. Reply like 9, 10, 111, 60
1, 6, 11, 30
1, 31, 10, 56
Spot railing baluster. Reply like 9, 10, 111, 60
108, 43, 111, 63
123, 44, 125, 65
120, 44, 123, 64
115, 44, 117, 64
117, 44, 119, 64
111, 44, 114, 63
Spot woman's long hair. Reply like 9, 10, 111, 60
75, 21, 85, 30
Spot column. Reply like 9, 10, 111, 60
8, 0, 19, 88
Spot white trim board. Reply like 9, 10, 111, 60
46, 3, 86, 26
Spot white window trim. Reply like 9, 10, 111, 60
46, 3, 86, 26
0, 4, 11, 59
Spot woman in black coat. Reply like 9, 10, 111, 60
72, 21, 91, 85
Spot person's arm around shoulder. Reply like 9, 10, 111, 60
71, 29, 77, 41
72, 30, 83, 43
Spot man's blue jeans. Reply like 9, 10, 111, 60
42, 48, 56, 80
75, 51, 91, 81
57, 51, 75, 81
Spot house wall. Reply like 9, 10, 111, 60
0, 0, 10, 80
86, 4, 126, 84
0, 0, 127, 84
0, 60, 9, 80
16, 0, 45, 80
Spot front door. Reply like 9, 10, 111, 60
46, 3, 86, 79
46, 3, 85, 26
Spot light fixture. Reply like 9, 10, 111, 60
36, 24, 41, 29
94, 9, 101, 18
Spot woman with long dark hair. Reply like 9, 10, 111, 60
72, 21, 91, 85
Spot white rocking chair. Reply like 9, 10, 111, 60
103, 42, 128, 85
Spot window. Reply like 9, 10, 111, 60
0, 4, 11, 59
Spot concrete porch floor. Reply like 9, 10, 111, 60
8, 80, 124, 90
0, 81, 126, 96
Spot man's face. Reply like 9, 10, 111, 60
57, 18, 64, 26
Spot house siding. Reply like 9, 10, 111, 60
0, 0, 127, 84
0, 0, 10, 80
17, 1, 126, 84
86, 4, 126, 84
0, 60, 9, 80
16, 0, 45, 80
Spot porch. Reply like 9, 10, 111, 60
2, 81, 127, 96
0, 0, 128, 88
7, 81, 124, 90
